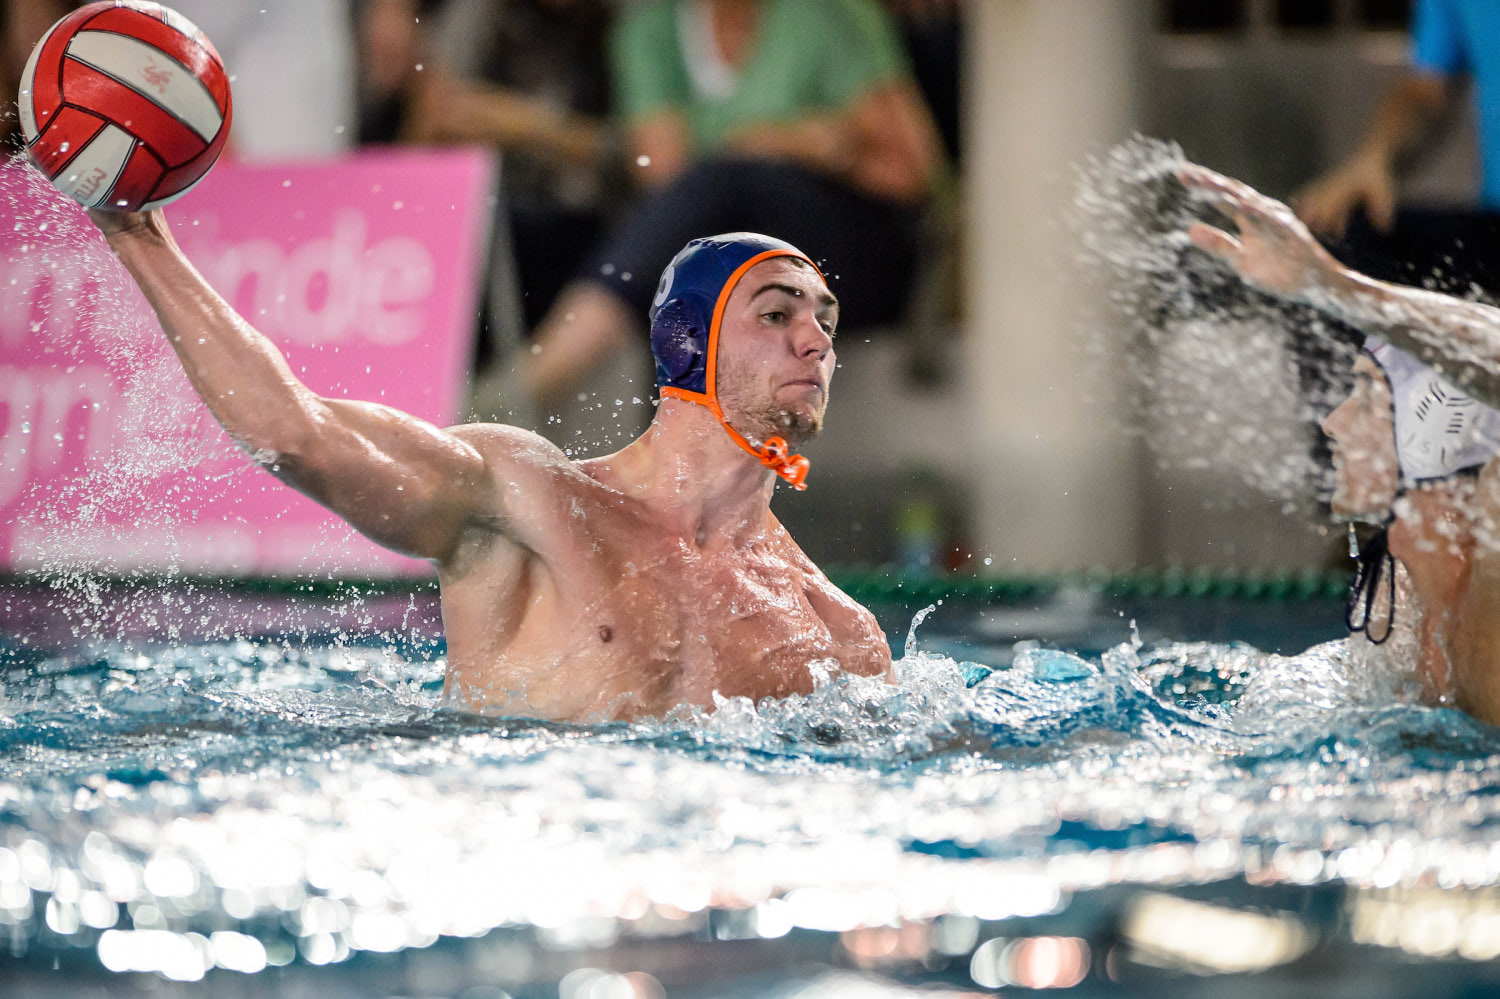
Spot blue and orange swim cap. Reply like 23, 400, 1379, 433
648, 233, 824, 490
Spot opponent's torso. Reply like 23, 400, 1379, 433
436, 466, 891, 721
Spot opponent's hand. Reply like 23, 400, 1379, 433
1178, 163, 1345, 303
1290, 151, 1398, 238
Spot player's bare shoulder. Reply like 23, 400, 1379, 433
770, 517, 890, 673
446, 422, 572, 477
444, 423, 597, 543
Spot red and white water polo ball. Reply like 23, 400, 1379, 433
18, 1, 232, 212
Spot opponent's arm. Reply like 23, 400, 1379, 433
1180, 164, 1500, 409
94, 209, 511, 563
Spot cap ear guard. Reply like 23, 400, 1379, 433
1365, 336, 1500, 486
650, 292, 712, 390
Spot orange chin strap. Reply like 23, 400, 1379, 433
660, 386, 811, 491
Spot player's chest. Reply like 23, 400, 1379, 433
591, 544, 839, 679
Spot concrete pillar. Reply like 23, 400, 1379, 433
965, 0, 1149, 570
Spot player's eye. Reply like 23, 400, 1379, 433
762, 310, 786, 323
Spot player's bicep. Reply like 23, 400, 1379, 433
267, 397, 494, 562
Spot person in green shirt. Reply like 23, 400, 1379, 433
477, 0, 942, 419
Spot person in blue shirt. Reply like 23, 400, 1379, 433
1294, 0, 1500, 295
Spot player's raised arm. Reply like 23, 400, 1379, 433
1179, 163, 1500, 410
93, 209, 511, 564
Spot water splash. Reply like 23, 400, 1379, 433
1074, 136, 1358, 507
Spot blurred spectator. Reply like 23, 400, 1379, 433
171, 0, 357, 160
420, 0, 617, 334
1292, 0, 1500, 295
481, 0, 943, 418
3, 1, 70, 149
882, 0, 962, 163
355, 0, 443, 144
357, 0, 617, 361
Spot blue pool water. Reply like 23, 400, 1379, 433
4, 584, 1500, 997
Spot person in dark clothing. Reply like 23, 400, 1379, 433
482, 0, 942, 417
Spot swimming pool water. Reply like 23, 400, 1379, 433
4, 584, 1500, 996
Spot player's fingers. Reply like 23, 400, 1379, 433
1187, 221, 1240, 260
1184, 179, 1269, 231
1178, 163, 1259, 204
1226, 183, 1293, 225
1177, 163, 1231, 193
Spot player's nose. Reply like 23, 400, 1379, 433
789, 312, 832, 358
1322, 394, 1354, 442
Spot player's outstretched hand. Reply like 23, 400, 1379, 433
1177, 163, 1346, 304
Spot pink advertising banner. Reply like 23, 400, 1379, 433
0, 147, 494, 576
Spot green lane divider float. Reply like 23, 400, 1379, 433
0, 567, 1350, 604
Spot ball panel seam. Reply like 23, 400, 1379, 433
59, 59, 208, 167
65, 30, 224, 142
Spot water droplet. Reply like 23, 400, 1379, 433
19, 422, 31, 434
58, 142, 69, 153
636, 155, 651, 168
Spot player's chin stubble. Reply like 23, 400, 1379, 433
717, 368, 825, 446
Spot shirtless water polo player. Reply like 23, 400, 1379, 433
88, 210, 892, 721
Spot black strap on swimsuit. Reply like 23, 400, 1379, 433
1345, 523, 1395, 644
